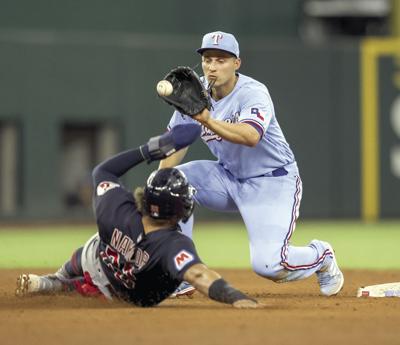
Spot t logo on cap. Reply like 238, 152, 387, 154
212, 33, 223, 45
196, 31, 240, 57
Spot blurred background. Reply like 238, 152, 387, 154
0, 0, 399, 223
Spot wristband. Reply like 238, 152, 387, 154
208, 278, 254, 305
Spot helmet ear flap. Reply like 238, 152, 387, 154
181, 186, 196, 223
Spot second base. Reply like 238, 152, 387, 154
357, 282, 400, 297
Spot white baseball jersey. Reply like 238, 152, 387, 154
167, 73, 296, 179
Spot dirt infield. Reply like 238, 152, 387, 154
1, 269, 399, 345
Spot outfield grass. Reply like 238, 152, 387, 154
0, 221, 399, 269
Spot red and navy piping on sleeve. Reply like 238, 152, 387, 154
239, 108, 266, 139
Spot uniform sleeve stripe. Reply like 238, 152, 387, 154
240, 119, 265, 138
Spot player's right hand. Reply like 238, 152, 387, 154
192, 108, 211, 125
232, 299, 261, 309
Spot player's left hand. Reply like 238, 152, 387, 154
232, 299, 262, 309
158, 66, 212, 116
192, 108, 211, 124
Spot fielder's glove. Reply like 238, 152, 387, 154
159, 66, 212, 116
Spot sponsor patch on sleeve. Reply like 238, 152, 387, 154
174, 250, 194, 271
96, 181, 120, 196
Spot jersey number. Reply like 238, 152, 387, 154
99, 245, 136, 289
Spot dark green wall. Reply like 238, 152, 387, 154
0, 31, 361, 220
1, 0, 301, 37
379, 57, 400, 217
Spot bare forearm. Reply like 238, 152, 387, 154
184, 264, 221, 296
184, 264, 258, 308
158, 147, 189, 169
199, 118, 259, 147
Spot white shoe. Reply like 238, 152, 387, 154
315, 242, 344, 296
15, 274, 63, 296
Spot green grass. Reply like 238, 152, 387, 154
0, 221, 399, 269
193, 221, 400, 269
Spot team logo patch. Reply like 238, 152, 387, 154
96, 181, 120, 196
251, 107, 265, 121
174, 250, 194, 271
150, 205, 160, 217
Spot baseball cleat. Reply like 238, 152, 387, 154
170, 281, 196, 298
16, 274, 30, 296
315, 242, 344, 296
15, 273, 63, 296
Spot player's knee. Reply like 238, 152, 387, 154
251, 257, 284, 282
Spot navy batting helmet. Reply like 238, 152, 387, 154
143, 168, 195, 223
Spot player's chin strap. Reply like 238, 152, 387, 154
192, 62, 215, 108
207, 78, 216, 92
206, 79, 216, 109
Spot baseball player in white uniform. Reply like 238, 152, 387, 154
160, 31, 344, 296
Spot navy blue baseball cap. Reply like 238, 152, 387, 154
197, 31, 240, 57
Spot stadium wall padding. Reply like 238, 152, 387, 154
0, 33, 363, 220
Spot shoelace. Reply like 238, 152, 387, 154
318, 274, 333, 286
318, 262, 340, 286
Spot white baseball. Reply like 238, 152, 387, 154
156, 80, 173, 96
